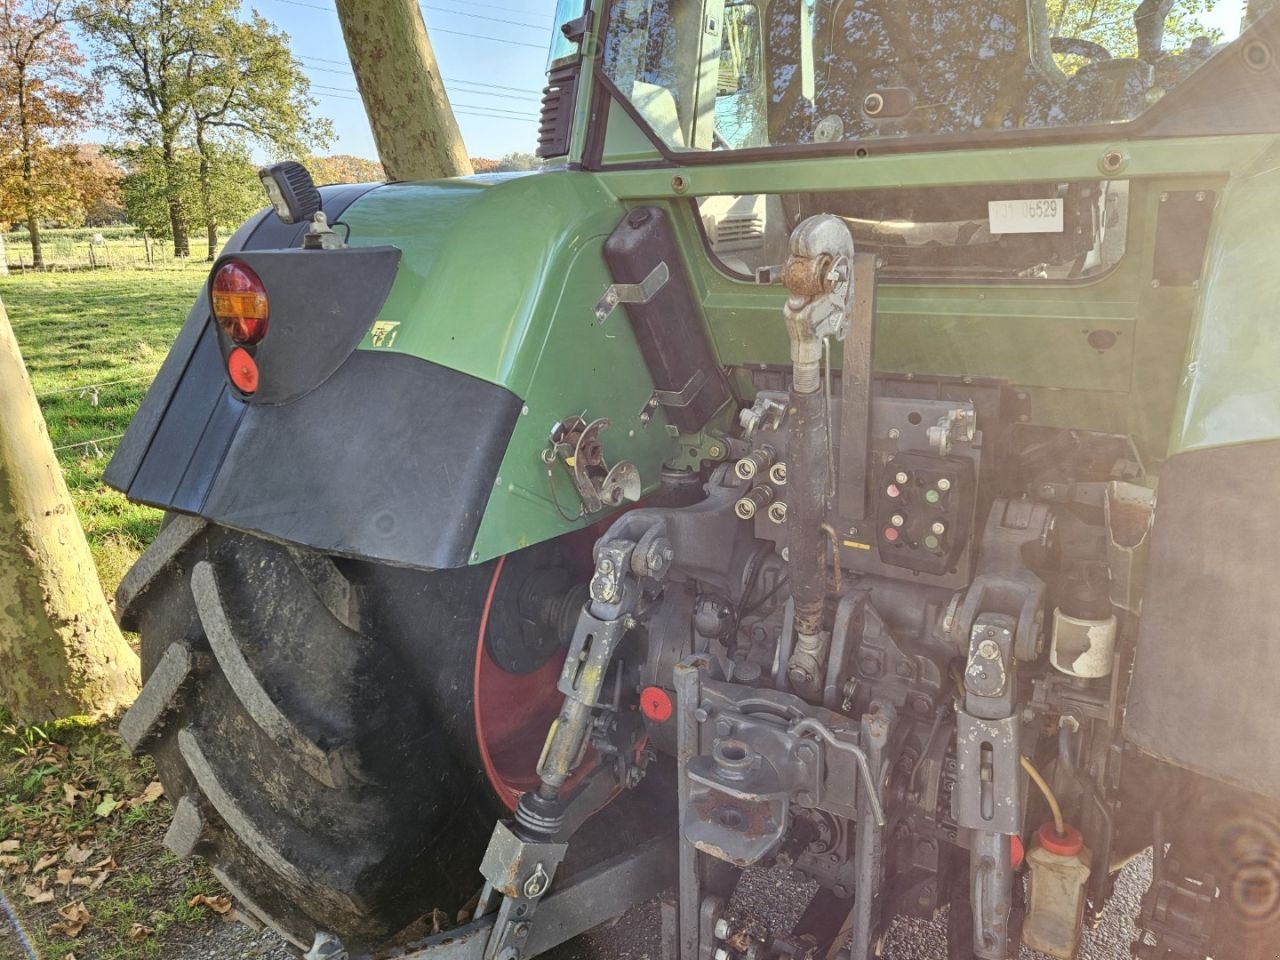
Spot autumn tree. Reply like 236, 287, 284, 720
0, 0, 96, 267
307, 153, 386, 185
74, 144, 126, 226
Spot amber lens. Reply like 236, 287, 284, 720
211, 261, 269, 345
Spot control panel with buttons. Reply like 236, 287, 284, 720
875, 452, 976, 575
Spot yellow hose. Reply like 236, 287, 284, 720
1020, 755, 1066, 837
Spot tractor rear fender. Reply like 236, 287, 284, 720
106, 173, 694, 569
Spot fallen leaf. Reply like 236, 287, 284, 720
64, 953, 78, 960
51, 902, 91, 937
55, 868, 74, 885
134, 781, 164, 805
64, 844, 92, 865
0, 855, 19, 867
94, 795, 119, 818
34, 853, 59, 873
127, 923, 153, 942
188, 893, 233, 915
0, 840, 19, 853
62, 784, 86, 806
70, 876, 91, 888
22, 881, 53, 904
88, 856, 115, 872
87, 871, 110, 892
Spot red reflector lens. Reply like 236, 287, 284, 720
640, 686, 674, 723
211, 261, 269, 344
228, 347, 259, 394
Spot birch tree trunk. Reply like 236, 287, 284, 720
334, 0, 474, 181
0, 295, 140, 722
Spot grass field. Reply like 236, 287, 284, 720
0, 266, 248, 959
1, 267, 207, 595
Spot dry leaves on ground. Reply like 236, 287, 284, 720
49, 900, 92, 937
188, 892, 234, 915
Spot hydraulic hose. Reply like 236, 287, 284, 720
1021, 754, 1067, 838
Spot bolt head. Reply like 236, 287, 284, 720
888, 428, 901, 440
895, 471, 909, 484
714, 949, 731, 960
714, 918, 732, 939
931, 521, 946, 535
937, 478, 951, 492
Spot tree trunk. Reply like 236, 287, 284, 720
195, 125, 218, 261
17, 64, 44, 270
26, 217, 43, 271
0, 296, 140, 723
162, 138, 190, 258
334, 0, 473, 182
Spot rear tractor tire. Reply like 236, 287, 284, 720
117, 517, 587, 950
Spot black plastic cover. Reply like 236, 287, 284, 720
1125, 439, 1280, 801
1152, 190, 1216, 288
537, 63, 579, 159
209, 246, 401, 405
602, 207, 732, 432
106, 183, 523, 569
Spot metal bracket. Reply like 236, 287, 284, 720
594, 261, 670, 323
542, 417, 641, 517
640, 369, 707, 421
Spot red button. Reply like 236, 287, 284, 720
884, 527, 900, 542
1011, 834, 1025, 869
886, 484, 901, 498
640, 686, 674, 723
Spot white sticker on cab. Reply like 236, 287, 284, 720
987, 197, 1064, 234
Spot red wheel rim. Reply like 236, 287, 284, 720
473, 555, 597, 811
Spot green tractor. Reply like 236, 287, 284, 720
106, 0, 1280, 957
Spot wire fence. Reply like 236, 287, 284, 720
2, 231, 221, 273
35, 374, 156, 460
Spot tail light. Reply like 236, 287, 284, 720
211, 261, 269, 345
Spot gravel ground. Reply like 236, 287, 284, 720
551, 850, 1153, 960
152, 852, 1152, 960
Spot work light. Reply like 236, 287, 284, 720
258, 161, 322, 225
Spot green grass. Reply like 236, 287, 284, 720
1, 266, 207, 595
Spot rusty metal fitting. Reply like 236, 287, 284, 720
783, 252, 836, 297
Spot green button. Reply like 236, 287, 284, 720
925, 489, 941, 504
925, 535, 939, 549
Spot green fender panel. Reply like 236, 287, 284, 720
340, 173, 687, 563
